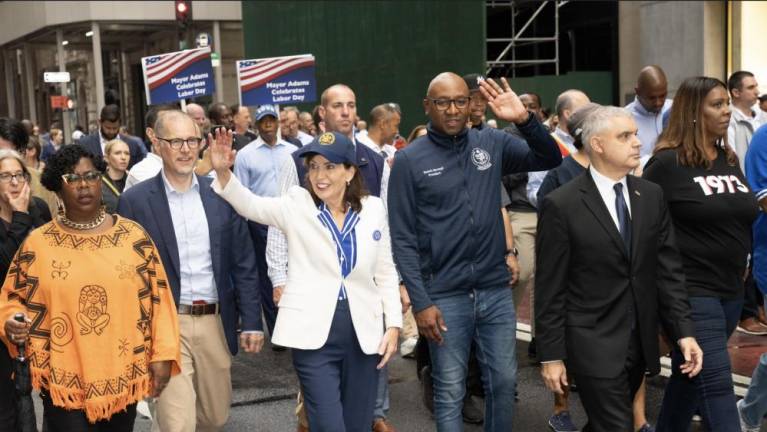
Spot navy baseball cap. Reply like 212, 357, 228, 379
255, 104, 278, 121
297, 131, 357, 166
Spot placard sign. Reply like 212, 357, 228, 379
141, 47, 215, 105
237, 54, 316, 106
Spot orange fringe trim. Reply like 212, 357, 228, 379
30, 366, 150, 423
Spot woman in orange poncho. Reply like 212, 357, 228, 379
1, 145, 180, 431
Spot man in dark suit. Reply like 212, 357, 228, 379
78, 104, 146, 169
117, 110, 263, 431
535, 105, 703, 431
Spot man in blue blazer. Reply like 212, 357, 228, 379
78, 104, 147, 169
117, 109, 262, 432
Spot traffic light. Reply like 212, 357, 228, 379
175, 0, 192, 28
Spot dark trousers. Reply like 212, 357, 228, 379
248, 221, 277, 335
292, 300, 379, 432
41, 390, 136, 432
572, 329, 646, 432
741, 272, 761, 320
657, 296, 743, 432
0, 343, 17, 430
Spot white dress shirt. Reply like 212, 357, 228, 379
297, 130, 314, 146
590, 166, 631, 230
356, 133, 397, 160
161, 170, 218, 304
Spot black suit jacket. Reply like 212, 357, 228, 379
534, 171, 694, 378
78, 132, 147, 170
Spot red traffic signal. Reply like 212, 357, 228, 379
175, 0, 192, 27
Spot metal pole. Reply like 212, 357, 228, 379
555, 1, 560, 76
23, 44, 37, 124
3, 51, 16, 118
56, 29, 71, 142
91, 22, 105, 110
511, 2, 516, 78
213, 21, 224, 103
120, 49, 131, 131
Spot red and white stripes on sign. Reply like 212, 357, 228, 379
145, 49, 210, 90
239, 55, 315, 92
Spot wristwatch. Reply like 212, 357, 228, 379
506, 247, 519, 258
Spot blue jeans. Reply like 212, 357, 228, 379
428, 286, 517, 432
656, 296, 743, 432
739, 295, 767, 428
741, 353, 767, 428
373, 366, 390, 420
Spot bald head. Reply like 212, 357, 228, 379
635, 65, 668, 113
155, 110, 197, 138
424, 72, 471, 136
636, 65, 667, 89
320, 84, 355, 107
185, 103, 206, 129
427, 72, 469, 98
555, 90, 590, 134
319, 84, 356, 137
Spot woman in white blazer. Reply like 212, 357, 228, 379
209, 130, 402, 432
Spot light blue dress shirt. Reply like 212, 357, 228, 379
162, 170, 218, 304
233, 137, 298, 197
625, 96, 672, 158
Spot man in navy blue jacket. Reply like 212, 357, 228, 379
388, 73, 561, 430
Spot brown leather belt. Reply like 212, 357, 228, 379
178, 303, 219, 316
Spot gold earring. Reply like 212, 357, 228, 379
56, 197, 65, 217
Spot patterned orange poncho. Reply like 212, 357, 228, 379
0, 216, 180, 422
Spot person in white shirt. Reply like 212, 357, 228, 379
282, 107, 314, 146
527, 89, 589, 207
726, 71, 767, 337
727, 71, 767, 169
356, 103, 400, 163
625, 65, 673, 160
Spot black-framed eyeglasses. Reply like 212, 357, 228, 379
61, 171, 101, 185
428, 97, 471, 111
156, 136, 203, 150
0, 172, 29, 184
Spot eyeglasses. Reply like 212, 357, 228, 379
61, 171, 101, 185
428, 97, 471, 111
0, 172, 29, 184
156, 136, 203, 150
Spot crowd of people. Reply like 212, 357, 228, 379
0, 64, 764, 432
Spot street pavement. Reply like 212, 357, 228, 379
125, 339, 766, 432
24, 336, 766, 431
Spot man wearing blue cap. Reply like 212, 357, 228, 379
234, 104, 298, 338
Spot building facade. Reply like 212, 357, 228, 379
0, 1, 244, 140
